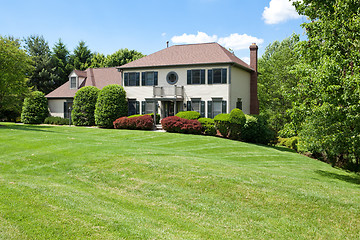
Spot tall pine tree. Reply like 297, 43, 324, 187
70, 41, 92, 70
51, 39, 72, 88
24, 35, 56, 94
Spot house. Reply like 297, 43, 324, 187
46, 42, 259, 119
46, 67, 121, 118
118, 42, 259, 118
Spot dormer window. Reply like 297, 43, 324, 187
70, 77, 77, 89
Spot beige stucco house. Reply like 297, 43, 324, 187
46, 42, 259, 119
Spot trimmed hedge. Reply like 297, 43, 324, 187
44, 116, 69, 125
72, 86, 100, 126
175, 111, 200, 120
95, 85, 127, 128
278, 136, 299, 151
129, 113, 160, 124
161, 116, 201, 134
113, 114, 154, 130
214, 113, 230, 137
241, 115, 276, 144
228, 108, 246, 140
198, 118, 216, 136
21, 91, 49, 124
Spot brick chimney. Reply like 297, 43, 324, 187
249, 43, 259, 114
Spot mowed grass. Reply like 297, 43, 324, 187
0, 123, 359, 240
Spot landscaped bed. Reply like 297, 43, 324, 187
0, 122, 359, 239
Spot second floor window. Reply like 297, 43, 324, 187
70, 77, 76, 89
142, 72, 158, 86
187, 69, 205, 85
208, 68, 227, 84
124, 72, 140, 86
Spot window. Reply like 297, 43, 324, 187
187, 100, 205, 117
187, 69, 205, 85
208, 68, 227, 84
142, 72, 158, 86
64, 101, 73, 119
70, 77, 77, 89
128, 99, 139, 116
124, 72, 140, 86
207, 99, 227, 118
166, 71, 178, 85
142, 101, 156, 115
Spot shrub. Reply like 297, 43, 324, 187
198, 118, 216, 136
278, 136, 299, 151
228, 108, 246, 140
240, 115, 276, 145
214, 113, 230, 137
44, 116, 69, 125
129, 113, 160, 124
95, 85, 127, 128
21, 91, 49, 124
114, 115, 154, 130
72, 86, 100, 126
161, 116, 201, 134
175, 111, 200, 120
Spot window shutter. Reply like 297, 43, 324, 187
207, 101, 213, 118
222, 69, 227, 84
187, 101, 192, 111
136, 72, 140, 86
154, 72, 158, 86
187, 70, 191, 84
200, 101, 205, 118
141, 101, 146, 115
142, 72, 145, 86
136, 101, 140, 114
124, 73, 129, 86
208, 70, 213, 84
222, 100, 227, 113
200, 70, 205, 84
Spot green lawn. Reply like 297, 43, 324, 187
0, 122, 359, 239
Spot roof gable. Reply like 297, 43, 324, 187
118, 42, 253, 71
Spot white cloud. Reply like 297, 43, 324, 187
161, 32, 166, 37
171, 31, 218, 44
171, 32, 263, 51
218, 33, 264, 50
262, 0, 301, 24
241, 57, 250, 65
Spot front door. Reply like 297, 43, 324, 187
163, 101, 174, 118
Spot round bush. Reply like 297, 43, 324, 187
72, 86, 100, 126
21, 91, 49, 124
198, 118, 216, 136
95, 84, 127, 128
161, 116, 201, 134
241, 115, 276, 145
228, 108, 246, 140
214, 113, 230, 137
175, 111, 200, 120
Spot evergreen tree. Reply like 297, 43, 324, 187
51, 39, 72, 89
24, 35, 56, 94
70, 41, 92, 70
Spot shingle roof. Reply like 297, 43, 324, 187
118, 42, 253, 71
46, 67, 121, 98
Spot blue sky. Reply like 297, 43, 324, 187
0, 0, 307, 63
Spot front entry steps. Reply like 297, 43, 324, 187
154, 124, 164, 131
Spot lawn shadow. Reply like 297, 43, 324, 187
316, 170, 360, 185
262, 144, 298, 153
2, 123, 56, 133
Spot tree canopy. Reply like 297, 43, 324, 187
0, 36, 33, 120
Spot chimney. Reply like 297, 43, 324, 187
249, 43, 259, 114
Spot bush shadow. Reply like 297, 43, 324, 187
262, 144, 298, 153
1, 123, 56, 133
316, 170, 360, 185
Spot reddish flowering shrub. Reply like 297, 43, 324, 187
161, 116, 202, 134
113, 114, 154, 130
